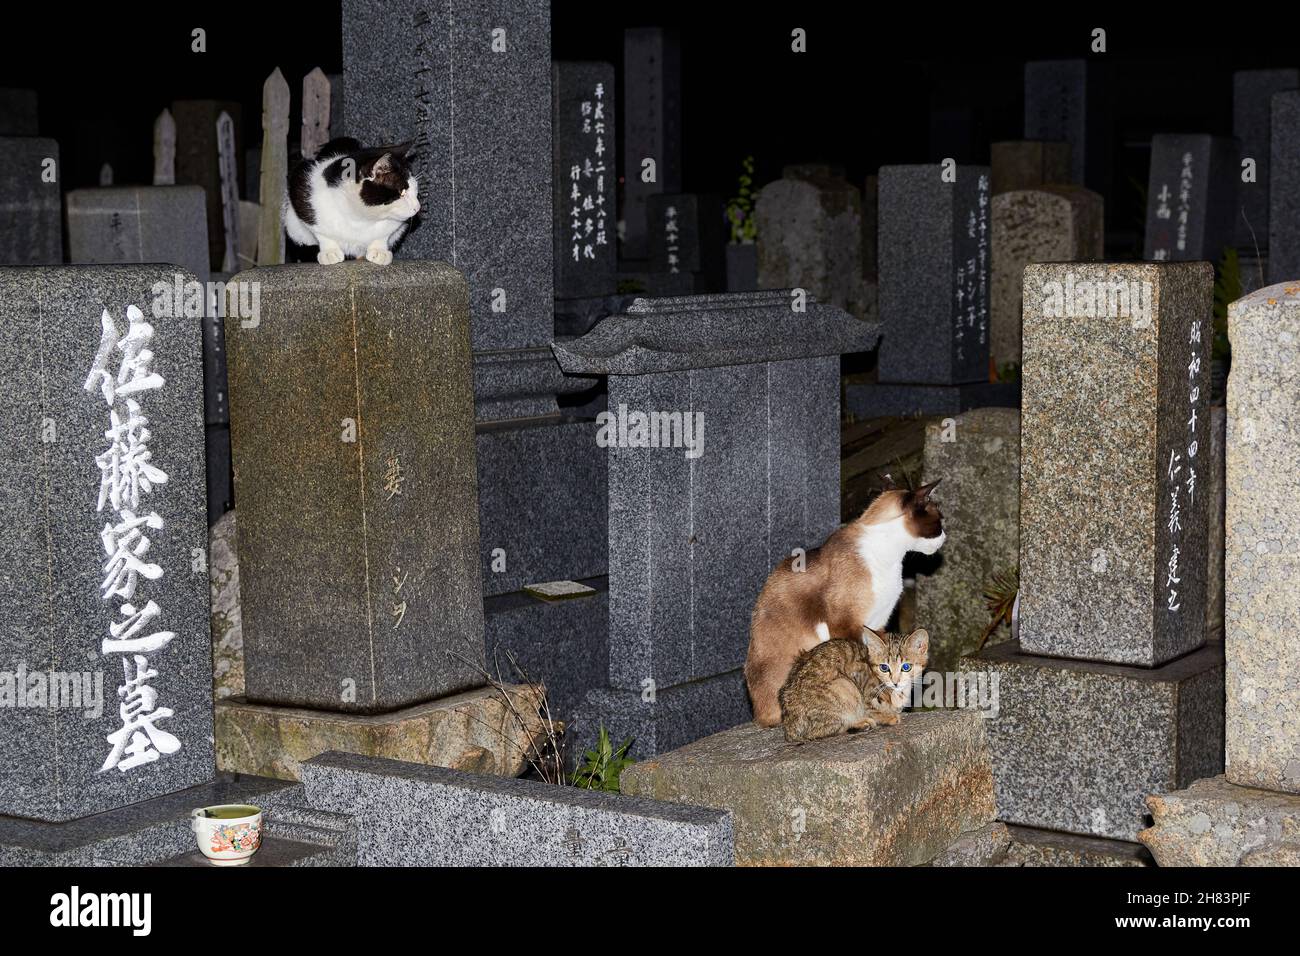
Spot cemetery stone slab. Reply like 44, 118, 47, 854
990, 140, 1071, 195
968, 641, 1224, 842
1225, 282, 1300, 792
1143, 134, 1234, 264
1019, 262, 1212, 666
1233, 69, 1299, 250
649, 193, 725, 293
299, 750, 734, 866
621, 27, 682, 260
225, 261, 485, 713
1023, 59, 1111, 196
1270, 91, 1300, 284
553, 61, 616, 299
621, 712, 996, 866
0, 137, 61, 265
65, 185, 211, 283
877, 164, 990, 384
0, 265, 212, 822
172, 100, 242, 271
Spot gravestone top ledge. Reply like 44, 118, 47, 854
551, 290, 880, 376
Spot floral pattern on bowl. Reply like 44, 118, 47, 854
209, 821, 262, 855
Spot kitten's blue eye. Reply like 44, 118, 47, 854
879, 664, 890, 672
901, 663, 912, 672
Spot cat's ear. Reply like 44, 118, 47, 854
911, 479, 941, 503
903, 627, 930, 662
370, 152, 398, 178
862, 627, 889, 658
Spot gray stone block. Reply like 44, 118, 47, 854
0, 265, 212, 822
1140, 774, 1300, 866
1020, 262, 1213, 666
171, 100, 243, 273
0, 137, 61, 265
0, 774, 304, 865
621, 27, 682, 260
1270, 91, 1300, 284
298, 750, 734, 865
225, 261, 485, 712
65, 186, 210, 283
553, 61, 616, 299
343, 0, 553, 352
1143, 134, 1235, 264
928, 821, 1010, 866
1024, 59, 1111, 197
915, 407, 1020, 673
726, 242, 758, 292
1225, 283, 1300, 792
968, 641, 1224, 842
878, 164, 991, 384
0, 88, 38, 136
1233, 70, 1299, 250
648, 193, 725, 293
991, 185, 1103, 372
475, 419, 606, 597
844, 380, 1019, 418
990, 141, 1071, 195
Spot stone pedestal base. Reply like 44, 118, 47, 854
620, 711, 996, 866
1139, 774, 1300, 866
215, 684, 547, 782
967, 641, 1224, 841
845, 380, 1019, 418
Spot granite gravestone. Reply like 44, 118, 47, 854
1143, 134, 1234, 264
553, 61, 616, 299
756, 167, 864, 317
0, 265, 212, 822
225, 262, 485, 713
343, 0, 552, 351
0, 137, 61, 265
1233, 70, 1299, 250
172, 100, 242, 272
877, 164, 990, 384
621, 27, 682, 261
1019, 262, 1212, 667
648, 193, 725, 294
1023, 59, 1111, 198
1225, 282, 1300, 793
990, 141, 1071, 195
0, 88, 38, 136
1270, 91, 1300, 284
991, 185, 1103, 372
65, 186, 210, 284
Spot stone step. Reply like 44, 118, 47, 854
1139, 774, 1300, 866
1000, 825, 1153, 867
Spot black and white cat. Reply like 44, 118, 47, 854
283, 138, 420, 265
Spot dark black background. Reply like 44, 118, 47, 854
1, 3, 1295, 249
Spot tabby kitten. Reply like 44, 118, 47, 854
778, 627, 929, 743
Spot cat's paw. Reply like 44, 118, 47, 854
317, 247, 345, 265
877, 711, 900, 726
365, 244, 393, 265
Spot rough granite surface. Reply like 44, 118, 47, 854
209, 509, 243, 700
1225, 282, 1300, 792
1002, 824, 1152, 867
1139, 774, 1300, 866
620, 712, 996, 866
1019, 261, 1213, 666
299, 750, 733, 866
928, 821, 1010, 866
967, 641, 1224, 841
65, 185, 211, 283
990, 141, 1071, 195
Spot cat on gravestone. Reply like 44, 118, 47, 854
779, 627, 930, 743
744, 481, 945, 727
284, 137, 419, 265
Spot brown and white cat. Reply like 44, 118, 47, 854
745, 482, 944, 726
778, 627, 930, 743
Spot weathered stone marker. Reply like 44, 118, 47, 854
256, 68, 290, 267
0, 265, 212, 822
172, 99, 241, 271
217, 111, 241, 274
1233, 69, 1299, 250
301, 67, 331, 161
1019, 262, 1213, 666
648, 193, 725, 293
553, 61, 616, 299
1226, 282, 1300, 793
153, 108, 176, 185
621, 27, 682, 261
990, 140, 1070, 195
1143, 134, 1234, 263
1023, 59, 1110, 197
0, 137, 61, 265
1270, 91, 1300, 284
225, 262, 485, 712
991, 185, 1103, 372
65, 185, 210, 284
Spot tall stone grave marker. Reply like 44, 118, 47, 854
1233, 70, 1298, 250
302, 67, 332, 161
0, 137, 61, 265
153, 109, 176, 186
991, 185, 1103, 371
225, 262, 485, 713
553, 61, 616, 299
1020, 262, 1212, 666
0, 265, 212, 821
648, 193, 725, 293
1024, 59, 1111, 198
172, 100, 241, 271
1143, 134, 1234, 264
622, 27, 682, 261
217, 111, 241, 274
1270, 91, 1300, 284
1226, 282, 1300, 792
256, 69, 290, 267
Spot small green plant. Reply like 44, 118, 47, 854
570, 725, 635, 793
725, 155, 759, 244
995, 361, 1021, 384
1212, 246, 1240, 363
616, 277, 648, 295
978, 566, 1019, 651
